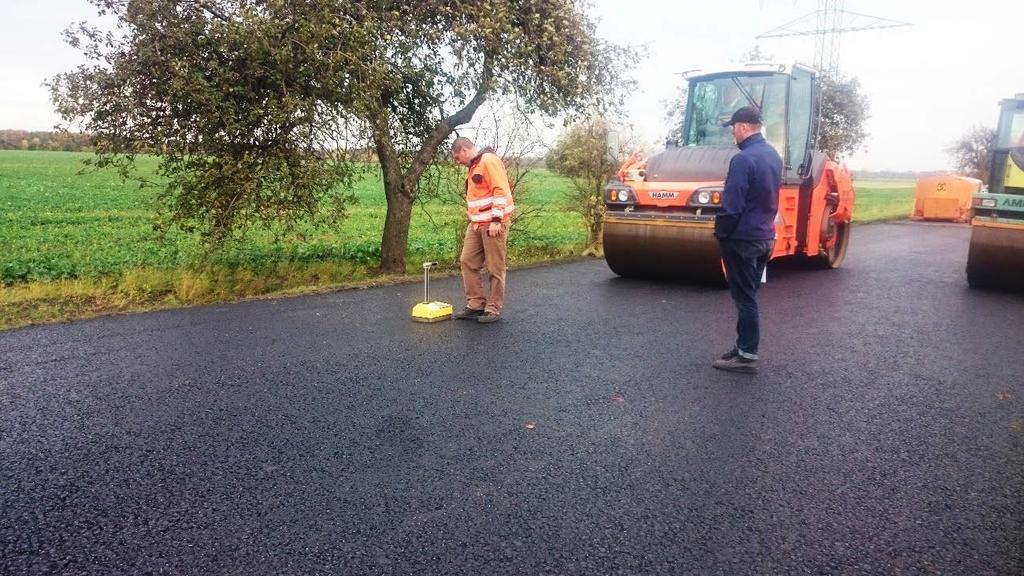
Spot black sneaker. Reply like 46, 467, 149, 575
712, 355, 758, 374
453, 307, 485, 320
720, 348, 739, 360
477, 311, 501, 324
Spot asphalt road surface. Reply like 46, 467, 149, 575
2, 222, 1022, 575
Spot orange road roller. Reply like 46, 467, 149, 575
603, 63, 854, 284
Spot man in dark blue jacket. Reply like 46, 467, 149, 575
713, 106, 781, 374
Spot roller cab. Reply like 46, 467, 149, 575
603, 63, 855, 283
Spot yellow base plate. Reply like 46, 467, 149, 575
411, 301, 453, 322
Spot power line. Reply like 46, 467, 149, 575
757, 0, 910, 77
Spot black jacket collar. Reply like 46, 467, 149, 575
737, 133, 765, 150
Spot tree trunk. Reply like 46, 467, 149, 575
581, 192, 605, 257
379, 162, 415, 274
590, 219, 605, 257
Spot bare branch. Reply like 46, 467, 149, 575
402, 55, 495, 194
193, 0, 230, 22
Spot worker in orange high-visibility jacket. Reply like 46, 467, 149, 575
450, 136, 514, 324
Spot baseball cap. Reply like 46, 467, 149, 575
722, 106, 763, 127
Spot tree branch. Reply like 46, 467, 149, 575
194, 0, 230, 22
402, 55, 495, 193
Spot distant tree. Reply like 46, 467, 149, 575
0, 130, 92, 151
51, 0, 635, 273
946, 125, 996, 184
546, 118, 638, 255
816, 73, 870, 160
0, 130, 22, 148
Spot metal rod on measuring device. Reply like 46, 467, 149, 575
422, 262, 436, 303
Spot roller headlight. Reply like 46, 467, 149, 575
688, 186, 724, 207
606, 185, 636, 204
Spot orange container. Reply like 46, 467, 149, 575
912, 175, 982, 222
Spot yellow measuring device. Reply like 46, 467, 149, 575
410, 262, 453, 322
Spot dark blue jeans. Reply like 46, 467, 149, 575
718, 238, 774, 359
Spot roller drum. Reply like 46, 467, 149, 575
603, 219, 725, 285
966, 224, 1024, 291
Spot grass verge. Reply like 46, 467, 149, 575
0, 150, 922, 330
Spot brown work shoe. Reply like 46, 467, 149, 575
712, 355, 758, 374
453, 307, 485, 320
477, 311, 501, 324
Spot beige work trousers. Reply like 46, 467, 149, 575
460, 222, 508, 314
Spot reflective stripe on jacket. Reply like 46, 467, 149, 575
465, 148, 514, 225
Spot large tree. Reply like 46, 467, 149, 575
947, 125, 997, 184
51, 1, 366, 242
816, 73, 870, 160
51, 0, 633, 272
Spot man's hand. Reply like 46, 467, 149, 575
487, 221, 502, 238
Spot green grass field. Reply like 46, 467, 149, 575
851, 178, 916, 222
0, 150, 919, 328
0, 150, 584, 285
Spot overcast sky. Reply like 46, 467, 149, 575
590, 0, 1022, 171
1, 0, 1021, 171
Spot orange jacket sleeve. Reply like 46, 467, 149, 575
480, 153, 513, 221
